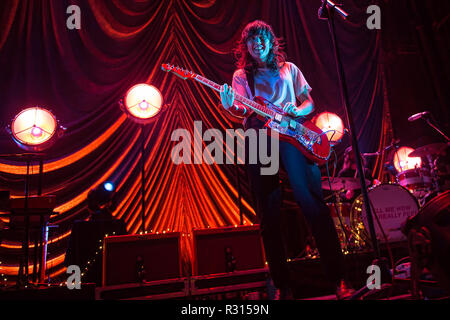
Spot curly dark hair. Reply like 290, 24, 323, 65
234, 20, 286, 73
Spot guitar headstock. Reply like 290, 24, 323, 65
161, 63, 196, 80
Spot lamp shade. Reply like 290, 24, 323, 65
393, 146, 422, 172
314, 112, 345, 144
123, 84, 163, 123
10, 107, 59, 151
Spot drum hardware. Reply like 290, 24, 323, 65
362, 139, 401, 158
321, 177, 370, 191
322, 175, 381, 252
407, 109, 450, 206
332, 192, 351, 252
396, 167, 433, 200
408, 110, 450, 143
408, 143, 448, 158
403, 190, 450, 297
426, 154, 442, 194
325, 187, 364, 253
322, 173, 352, 251
396, 142, 449, 205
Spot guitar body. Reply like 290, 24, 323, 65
251, 97, 331, 165
265, 118, 330, 165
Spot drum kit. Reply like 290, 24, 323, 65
397, 142, 448, 201
322, 141, 449, 253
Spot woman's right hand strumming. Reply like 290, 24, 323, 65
220, 83, 235, 110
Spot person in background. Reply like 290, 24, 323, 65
338, 146, 379, 201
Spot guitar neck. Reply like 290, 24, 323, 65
193, 74, 275, 118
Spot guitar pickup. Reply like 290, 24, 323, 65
274, 113, 282, 123
289, 119, 297, 130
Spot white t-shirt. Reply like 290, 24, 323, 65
231, 62, 312, 113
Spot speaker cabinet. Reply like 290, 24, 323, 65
193, 225, 265, 276
102, 232, 181, 286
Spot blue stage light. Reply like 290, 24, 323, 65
104, 182, 114, 192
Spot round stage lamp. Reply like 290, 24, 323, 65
393, 146, 422, 172
122, 84, 163, 124
314, 112, 345, 145
9, 107, 63, 151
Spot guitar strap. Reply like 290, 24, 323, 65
245, 68, 255, 98
244, 68, 267, 124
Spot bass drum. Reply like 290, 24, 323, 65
350, 183, 419, 245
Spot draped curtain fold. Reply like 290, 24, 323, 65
0, 0, 384, 279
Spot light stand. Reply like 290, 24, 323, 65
22, 154, 46, 285
6, 106, 63, 287
231, 121, 244, 226
318, 1, 392, 298
140, 124, 146, 233
119, 83, 166, 234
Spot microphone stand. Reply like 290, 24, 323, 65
423, 116, 450, 142
318, 1, 392, 299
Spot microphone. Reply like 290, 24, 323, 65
318, 1, 349, 20
408, 111, 429, 122
318, 0, 328, 20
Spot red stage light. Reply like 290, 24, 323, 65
31, 126, 43, 138
9, 107, 62, 151
393, 146, 422, 172
314, 112, 345, 145
122, 84, 163, 124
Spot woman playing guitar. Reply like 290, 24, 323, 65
220, 20, 353, 300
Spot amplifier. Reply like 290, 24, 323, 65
192, 225, 265, 276
102, 232, 181, 286
10, 195, 56, 210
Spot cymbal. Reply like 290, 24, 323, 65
322, 177, 370, 191
409, 143, 448, 157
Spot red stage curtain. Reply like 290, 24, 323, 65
0, 0, 388, 280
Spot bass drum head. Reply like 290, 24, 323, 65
350, 183, 419, 244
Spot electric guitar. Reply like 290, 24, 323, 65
161, 63, 331, 164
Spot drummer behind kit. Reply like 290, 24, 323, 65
321, 139, 449, 252
399, 142, 449, 203
322, 176, 419, 251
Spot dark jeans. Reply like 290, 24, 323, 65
245, 116, 345, 289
